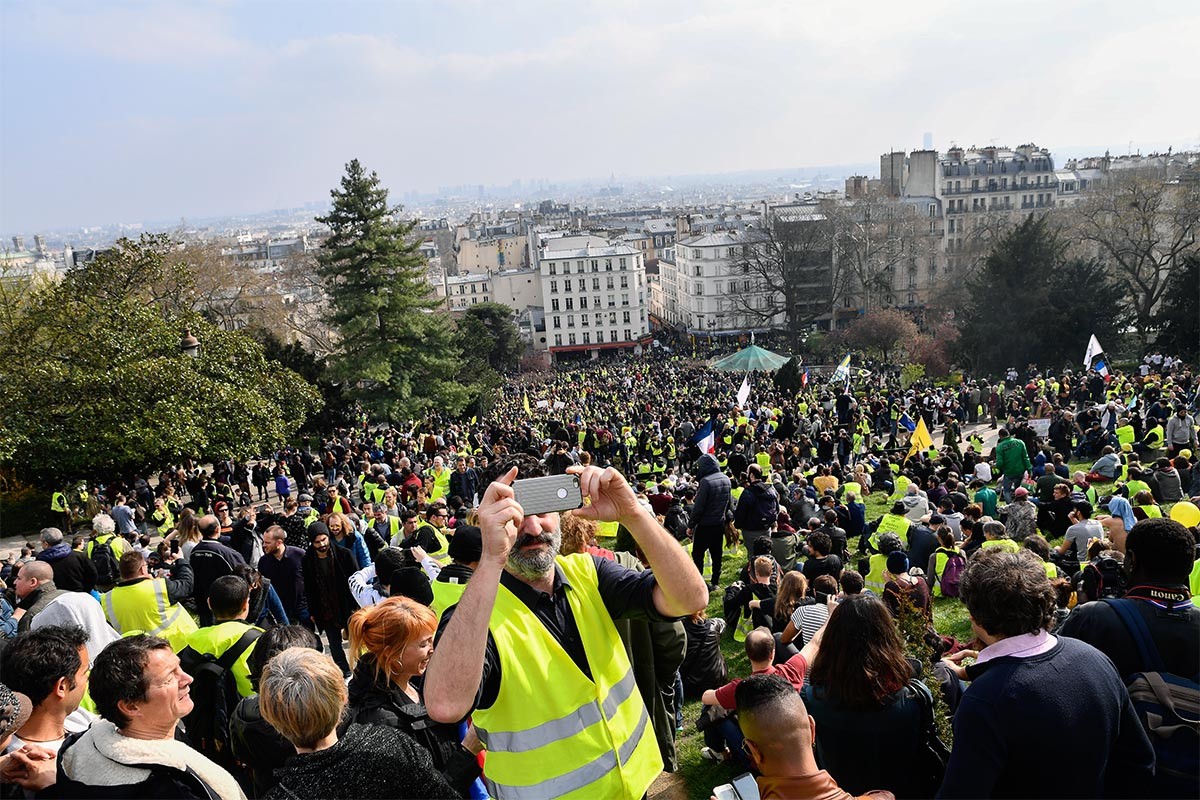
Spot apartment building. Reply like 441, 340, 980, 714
538, 238, 651, 361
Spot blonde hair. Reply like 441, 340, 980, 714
347, 596, 437, 681
259, 648, 347, 749
560, 513, 599, 556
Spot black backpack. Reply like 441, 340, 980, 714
91, 536, 120, 586
179, 627, 261, 772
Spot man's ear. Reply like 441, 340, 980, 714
53, 676, 69, 699
117, 697, 141, 721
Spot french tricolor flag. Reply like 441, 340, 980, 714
692, 420, 716, 454
1095, 358, 1110, 380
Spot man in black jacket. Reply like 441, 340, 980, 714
688, 453, 731, 590
1060, 517, 1198, 679
189, 514, 246, 627
735, 464, 778, 557
301, 523, 356, 677
35, 528, 96, 594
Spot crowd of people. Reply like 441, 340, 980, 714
2, 347, 1199, 799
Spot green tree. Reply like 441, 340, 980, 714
456, 302, 523, 373
957, 216, 1125, 373
772, 356, 805, 393
316, 159, 466, 421
248, 327, 355, 433
0, 236, 320, 485
1154, 252, 1199, 360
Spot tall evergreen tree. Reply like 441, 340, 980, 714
957, 215, 1123, 373
316, 160, 466, 421
1154, 253, 1199, 360
957, 216, 1060, 374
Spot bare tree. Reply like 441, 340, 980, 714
824, 191, 940, 313
728, 206, 837, 345
1070, 166, 1200, 344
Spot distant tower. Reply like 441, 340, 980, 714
923, 131, 934, 150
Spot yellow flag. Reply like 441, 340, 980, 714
906, 417, 933, 462
523, 393, 531, 416
470, 415, 477, 425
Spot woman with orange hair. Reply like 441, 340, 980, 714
346, 596, 482, 796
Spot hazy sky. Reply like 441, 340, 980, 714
3, 0, 1198, 232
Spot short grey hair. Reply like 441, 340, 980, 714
91, 514, 116, 536
40, 527, 65, 546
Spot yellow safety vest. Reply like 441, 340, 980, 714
418, 523, 452, 564
981, 538, 1020, 553
864, 553, 890, 594
871, 514, 911, 549
893, 475, 910, 499
1043, 561, 1059, 580
51, 492, 67, 512
1134, 504, 1162, 519
87, 533, 129, 562
103, 578, 198, 652
431, 468, 451, 502
184, 620, 262, 698
755, 452, 771, 472
155, 507, 175, 536
1115, 425, 1135, 446
473, 554, 661, 799
430, 578, 468, 618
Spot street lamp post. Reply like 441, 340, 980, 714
180, 328, 200, 358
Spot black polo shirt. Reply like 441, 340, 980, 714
434, 555, 667, 713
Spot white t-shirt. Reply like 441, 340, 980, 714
974, 462, 993, 482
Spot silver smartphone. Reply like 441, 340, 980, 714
513, 474, 583, 516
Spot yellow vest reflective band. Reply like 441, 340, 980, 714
51, 492, 67, 512
103, 578, 198, 652
430, 579, 468, 618
474, 554, 661, 800
871, 514, 910, 549
981, 538, 1020, 553
184, 620, 262, 698
864, 553, 890, 594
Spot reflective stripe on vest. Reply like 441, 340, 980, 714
472, 553, 661, 800
864, 553, 890, 594
103, 578, 197, 651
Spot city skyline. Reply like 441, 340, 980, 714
3, 0, 1199, 232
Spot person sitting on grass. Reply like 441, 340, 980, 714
699, 613, 829, 770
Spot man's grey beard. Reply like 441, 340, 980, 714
507, 528, 562, 580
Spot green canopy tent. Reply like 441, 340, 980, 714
708, 345, 792, 372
